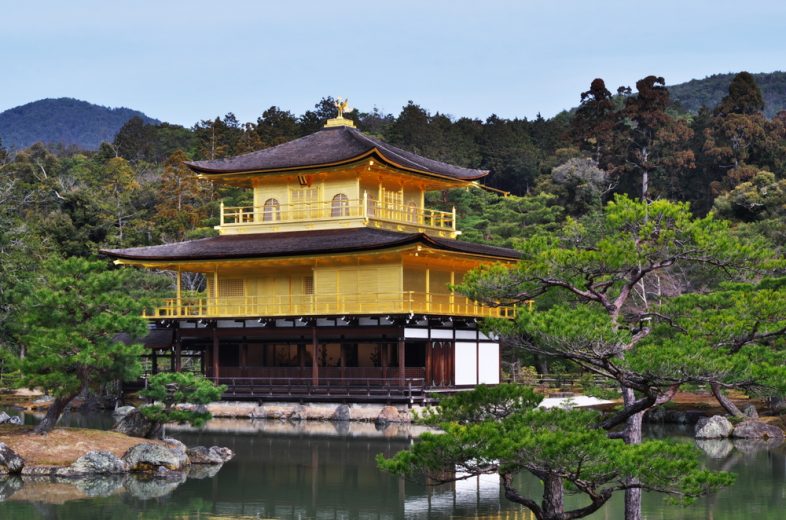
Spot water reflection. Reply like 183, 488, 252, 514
0, 418, 783, 519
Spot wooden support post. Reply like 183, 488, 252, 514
176, 267, 182, 315
240, 342, 248, 377
211, 325, 220, 382
425, 268, 431, 312
425, 341, 432, 386
311, 327, 319, 386
174, 336, 182, 372
340, 344, 346, 382
151, 349, 158, 375
398, 338, 405, 386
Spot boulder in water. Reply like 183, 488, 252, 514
123, 443, 189, 472
732, 420, 785, 440
0, 443, 25, 474
695, 415, 733, 439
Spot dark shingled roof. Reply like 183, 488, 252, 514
184, 126, 488, 181
101, 228, 520, 262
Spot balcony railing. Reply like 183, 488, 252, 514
220, 196, 456, 232
144, 291, 515, 320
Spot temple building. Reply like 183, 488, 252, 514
102, 111, 521, 403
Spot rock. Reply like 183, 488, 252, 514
288, 405, 306, 422
187, 446, 223, 465
113, 409, 161, 439
732, 420, 785, 440
695, 415, 734, 439
7, 416, 22, 425
743, 405, 759, 419
123, 443, 189, 472
332, 404, 352, 422
209, 446, 234, 463
113, 405, 136, 418
375, 406, 402, 425
0, 412, 11, 424
0, 443, 25, 474
69, 451, 128, 475
186, 445, 233, 465
695, 439, 734, 459
33, 395, 54, 404
163, 438, 188, 455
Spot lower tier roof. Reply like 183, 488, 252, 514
101, 228, 521, 263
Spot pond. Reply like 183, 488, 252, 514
0, 413, 784, 519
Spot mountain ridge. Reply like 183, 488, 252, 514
0, 97, 159, 151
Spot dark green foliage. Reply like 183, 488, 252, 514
12, 257, 156, 433
0, 98, 159, 151
379, 387, 733, 520
139, 372, 226, 431
421, 384, 542, 424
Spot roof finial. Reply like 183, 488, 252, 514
325, 96, 356, 128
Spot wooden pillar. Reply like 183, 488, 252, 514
174, 339, 182, 372
425, 341, 432, 386
176, 266, 182, 314
398, 338, 405, 386
211, 326, 220, 382
340, 344, 346, 381
200, 347, 205, 375
151, 349, 158, 375
381, 343, 388, 379
425, 268, 431, 312
311, 327, 319, 386
240, 342, 248, 377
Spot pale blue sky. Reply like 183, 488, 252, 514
3, 0, 785, 126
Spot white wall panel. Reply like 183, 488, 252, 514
431, 329, 453, 339
478, 342, 500, 384
454, 342, 478, 385
404, 328, 428, 339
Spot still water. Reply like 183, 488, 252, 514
0, 414, 783, 519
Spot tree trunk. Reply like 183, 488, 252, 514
710, 382, 745, 418
622, 386, 643, 520
541, 474, 565, 520
34, 393, 77, 434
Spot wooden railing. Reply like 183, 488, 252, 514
220, 197, 456, 232
144, 291, 516, 320
214, 376, 427, 403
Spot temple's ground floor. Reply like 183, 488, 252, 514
134, 314, 500, 404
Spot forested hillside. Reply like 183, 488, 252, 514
669, 71, 786, 117
0, 98, 159, 151
2, 72, 786, 356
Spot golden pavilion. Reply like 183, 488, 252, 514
102, 112, 520, 402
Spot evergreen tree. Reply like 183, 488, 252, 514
15, 257, 155, 433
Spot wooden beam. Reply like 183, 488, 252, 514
174, 337, 182, 372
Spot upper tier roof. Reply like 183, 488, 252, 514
184, 126, 488, 181
101, 228, 520, 263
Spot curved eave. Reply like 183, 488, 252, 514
185, 148, 489, 183
100, 236, 519, 268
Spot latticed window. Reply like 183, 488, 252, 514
291, 187, 318, 218
208, 278, 245, 298
262, 198, 280, 222
331, 193, 349, 217
303, 275, 314, 295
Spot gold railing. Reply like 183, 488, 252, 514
220, 197, 456, 232
144, 291, 515, 320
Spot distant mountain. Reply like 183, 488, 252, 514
668, 71, 786, 118
0, 98, 160, 151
